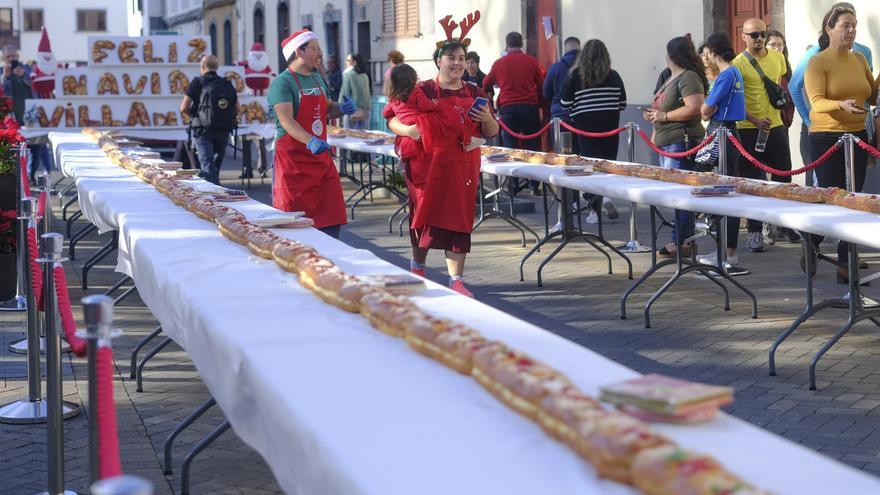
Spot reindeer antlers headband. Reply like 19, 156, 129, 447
435, 11, 481, 50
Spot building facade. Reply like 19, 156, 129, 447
162, 0, 205, 38
0, 0, 129, 64
205, 0, 238, 65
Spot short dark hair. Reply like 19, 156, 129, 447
465, 51, 480, 63
506, 32, 523, 48
433, 40, 467, 68
705, 32, 736, 62
387, 49, 404, 64
563, 37, 581, 51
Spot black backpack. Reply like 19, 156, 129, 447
196, 76, 237, 131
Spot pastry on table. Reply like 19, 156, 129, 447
542, 152, 579, 166
631, 444, 770, 495
405, 318, 487, 374
576, 412, 673, 484
631, 165, 662, 180
312, 269, 378, 312
217, 213, 260, 244
246, 229, 282, 259
358, 290, 421, 337
272, 240, 317, 273
537, 386, 604, 444
770, 183, 824, 203
835, 192, 880, 214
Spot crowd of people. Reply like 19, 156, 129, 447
233, 2, 880, 297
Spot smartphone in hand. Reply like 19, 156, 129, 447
468, 97, 489, 116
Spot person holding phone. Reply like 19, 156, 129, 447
804, 4, 878, 283
388, 13, 498, 297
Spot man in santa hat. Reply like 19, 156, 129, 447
267, 29, 356, 239
30, 27, 56, 98
243, 42, 272, 95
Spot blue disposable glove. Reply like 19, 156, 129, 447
307, 136, 330, 154
339, 96, 357, 115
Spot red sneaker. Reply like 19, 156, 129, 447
410, 267, 425, 277
449, 279, 473, 298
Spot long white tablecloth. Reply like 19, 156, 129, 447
327, 135, 880, 250
51, 131, 880, 494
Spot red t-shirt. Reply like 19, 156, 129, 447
482, 49, 545, 108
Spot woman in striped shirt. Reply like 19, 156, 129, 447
561, 39, 627, 221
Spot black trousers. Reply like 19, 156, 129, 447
708, 120, 744, 249
737, 126, 792, 233
499, 104, 542, 151
809, 130, 869, 262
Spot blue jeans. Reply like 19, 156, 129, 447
660, 140, 696, 244
193, 131, 230, 185
27, 143, 52, 182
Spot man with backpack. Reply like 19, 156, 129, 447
179, 55, 238, 185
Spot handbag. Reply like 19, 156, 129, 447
694, 130, 719, 170
742, 50, 789, 110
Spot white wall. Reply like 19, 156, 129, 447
1, 0, 130, 64
366, 0, 521, 88
560, 0, 705, 105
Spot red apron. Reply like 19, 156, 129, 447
272, 71, 346, 229
411, 80, 480, 233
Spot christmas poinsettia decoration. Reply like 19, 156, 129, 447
0, 114, 24, 176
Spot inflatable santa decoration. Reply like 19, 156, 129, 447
31, 27, 57, 98
243, 42, 272, 95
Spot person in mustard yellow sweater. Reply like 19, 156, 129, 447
804, 4, 879, 283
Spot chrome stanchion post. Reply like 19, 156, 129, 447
37, 232, 81, 495
8, 197, 42, 354
717, 127, 729, 267
37, 171, 54, 236
91, 475, 154, 495
551, 117, 561, 151
82, 294, 115, 485
0, 198, 47, 423
620, 122, 650, 253
0, 144, 28, 312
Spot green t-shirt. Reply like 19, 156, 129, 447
267, 69, 330, 139
732, 49, 787, 129
653, 70, 706, 147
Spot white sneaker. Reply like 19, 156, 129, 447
549, 221, 563, 234
603, 199, 619, 220
746, 232, 765, 252
585, 210, 599, 224
762, 223, 776, 246
697, 252, 739, 265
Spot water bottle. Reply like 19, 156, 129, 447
755, 128, 769, 153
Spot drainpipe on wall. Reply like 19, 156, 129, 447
348, 0, 354, 54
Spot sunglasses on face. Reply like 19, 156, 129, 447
744, 31, 767, 40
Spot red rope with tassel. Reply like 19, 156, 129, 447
856, 138, 880, 159
496, 119, 553, 141
37, 190, 47, 220
638, 129, 715, 158
728, 134, 840, 177
53, 266, 87, 357
96, 346, 122, 479
559, 120, 626, 138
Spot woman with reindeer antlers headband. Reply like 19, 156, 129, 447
387, 11, 499, 298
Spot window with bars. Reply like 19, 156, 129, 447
382, 0, 419, 37
24, 9, 43, 32
77, 9, 107, 32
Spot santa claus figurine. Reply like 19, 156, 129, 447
243, 42, 272, 95
31, 27, 57, 98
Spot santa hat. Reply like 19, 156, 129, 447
251, 42, 265, 52
281, 29, 317, 62
38, 26, 52, 53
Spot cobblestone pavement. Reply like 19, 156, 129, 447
2, 157, 880, 494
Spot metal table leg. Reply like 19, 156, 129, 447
180, 420, 231, 495
68, 222, 96, 260
129, 326, 162, 379
136, 336, 173, 392
81, 232, 118, 290
163, 397, 216, 475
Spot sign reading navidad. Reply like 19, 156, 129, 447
24, 35, 269, 131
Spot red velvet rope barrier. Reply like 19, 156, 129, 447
27, 227, 43, 311
496, 119, 553, 141
96, 346, 122, 479
53, 266, 88, 357
856, 138, 880, 160
37, 190, 47, 220
728, 134, 840, 177
637, 129, 715, 158
558, 120, 627, 138
19, 149, 30, 198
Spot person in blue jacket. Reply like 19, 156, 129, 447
543, 36, 581, 154
788, 2, 873, 173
